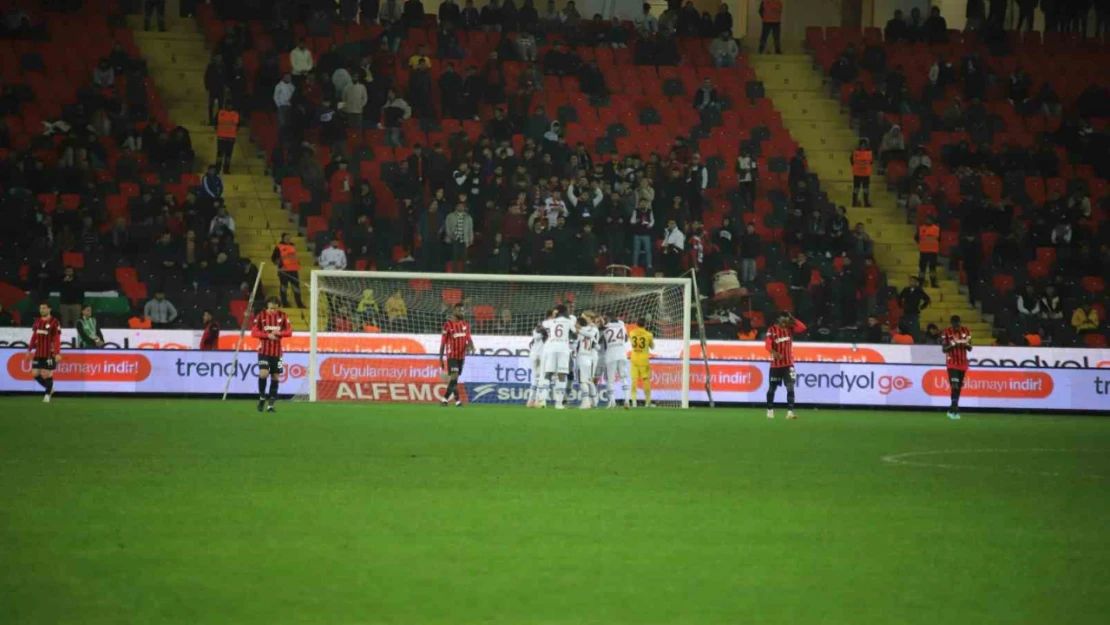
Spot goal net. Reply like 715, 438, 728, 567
294, 271, 699, 408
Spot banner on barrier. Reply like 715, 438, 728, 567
0, 329, 1108, 369
3, 349, 1108, 411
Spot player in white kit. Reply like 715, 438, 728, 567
575, 314, 600, 409
526, 310, 554, 408
601, 314, 632, 409
537, 304, 576, 409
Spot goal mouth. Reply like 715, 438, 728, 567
295, 271, 701, 408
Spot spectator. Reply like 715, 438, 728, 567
445, 203, 475, 271
878, 125, 905, 172
209, 205, 236, 240
402, 0, 425, 27
920, 323, 942, 345
709, 31, 739, 68
460, 0, 481, 29
438, 63, 464, 119
342, 76, 368, 129
1040, 284, 1064, 321
274, 74, 295, 127
75, 304, 105, 348
332, 66, 352, 101
291, 39, 314, 77
200, 310, 220, 350
885, 9, 910, 42
516, 30, 537, 62
92, 59, 115, 90
660, 218, 686, 276
1016, 284, 1041, 324
318, 239, 348, 271
630, 200, 655, 270
145, 0, 167, 31
897, 276, 931, 336
440, 0, 462, 24
865, 315, 889, 343
1071, 300, 1100, 335
408, 58, 434, 118
634, 3, 658, 36
214, 101, 239, 173
922, 6, 948, 43
693, 78, 720, 111
58, 266, 83, 327
481, 0, 504, 31
758, 0, 783, 54
737, 221, 759, 283
1016, 0, 1038, 31
144, 290, 179, 328
381, 89, 411, 146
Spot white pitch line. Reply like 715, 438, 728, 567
881, 449, 1109, 479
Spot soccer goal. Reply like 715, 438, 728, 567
295, 271, 703, 408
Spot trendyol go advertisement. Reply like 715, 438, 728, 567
0, 328, 1108, 369
2, 348, 1108, 412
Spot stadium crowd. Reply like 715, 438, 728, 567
0, 0, 1107, 349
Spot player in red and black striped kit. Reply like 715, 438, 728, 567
941, 315, 972, 420
250, 297, 292, 412
27, 302, 62, 403
765, 311, 807, 420
439, 303, 475, 407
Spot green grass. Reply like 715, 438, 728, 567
1, 399, 1108, 625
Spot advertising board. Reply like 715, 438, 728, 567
4, 349, 1108, 412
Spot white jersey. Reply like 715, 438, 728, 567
529, 326, 546, 358
602, 320, 630, 361
576, 325, 600, 357
542, 316, 577, 353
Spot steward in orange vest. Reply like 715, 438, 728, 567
270, 233, 305, 308
915, 214, 940, 287
215, 103, 239, 174
850, 138, 873, 207
758, 0, 784, 54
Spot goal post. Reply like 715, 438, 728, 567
297, 271, 705, 408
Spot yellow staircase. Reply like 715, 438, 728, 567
128, 15, 314, 330
749, 54, 991, 338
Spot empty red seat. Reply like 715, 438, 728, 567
1081, 276, 1105, 294
992, 274, 1015, 294
442, 288, 463, 305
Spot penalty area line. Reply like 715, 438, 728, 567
881, 448, 1109, 479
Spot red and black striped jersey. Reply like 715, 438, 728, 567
441, 319, 472, 360
29, 315, 61, 359
942, 326, 972, 371
250, 310, 292, 357
765, 319, 807, 368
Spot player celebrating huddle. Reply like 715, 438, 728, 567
601, 313, 631, 409
251, 297, 292, 413
575, 313, 601, 409
765, 311, 807, 420
440, 303, 475, 407
941, 315, 972, 420
27, 302, 62, 402
536, 304, 576, 409
629, 319, 655, 407
526, 310, 555, 408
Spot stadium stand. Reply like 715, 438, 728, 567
1, 1, 1105, 347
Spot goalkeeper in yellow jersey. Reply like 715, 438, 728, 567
629, 318, 654, 408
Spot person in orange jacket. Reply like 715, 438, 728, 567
215, 101, 239, 174
850, 138, 873, 207
758, 0, 784, 54
915, 213, 941, 287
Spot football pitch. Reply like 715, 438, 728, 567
1, 399, 1108, 625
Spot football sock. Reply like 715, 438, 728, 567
43, 377, 54, 393
951, 383, 961, 410
766, 382, 778, 409
554, 384, 565, 407
258, 377, 267, 398
537, 380, 549, 403
445, 378, 457, 400
268, 378, 279, 399
642, 380, 651, 404
33, 374, 45, 389
786, 388, 795, 410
